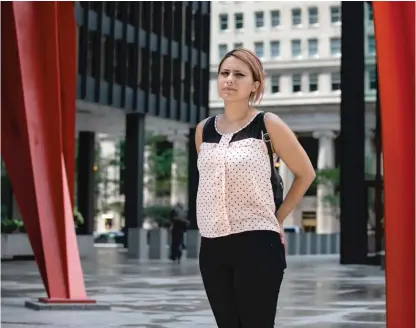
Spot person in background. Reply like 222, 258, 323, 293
169, 202, 189, 263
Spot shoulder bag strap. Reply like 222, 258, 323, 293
260, 112, 280, 170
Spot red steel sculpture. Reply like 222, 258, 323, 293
1, 2, 94, 304
1, 1, 414, 324
373, 2, 415, 327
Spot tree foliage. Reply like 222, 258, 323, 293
312, 167, 340, 213
145, 132, 188, 197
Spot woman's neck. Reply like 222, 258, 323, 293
223, 101, 255, 122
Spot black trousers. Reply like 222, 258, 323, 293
199, 230, 286, 328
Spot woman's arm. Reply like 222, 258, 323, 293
264, 113, 316, 226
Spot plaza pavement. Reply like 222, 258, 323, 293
1, 248, 386, 328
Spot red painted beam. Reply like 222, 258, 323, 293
373, 2, 415, 327
1, 1, 93, 303
1, 1, 49, 293
58, 2, 77, 208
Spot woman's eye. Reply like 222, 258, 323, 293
219, 72, 244, 77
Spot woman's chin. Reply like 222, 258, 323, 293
220, 94, 241, 102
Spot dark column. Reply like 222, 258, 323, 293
123, 113, 145, 247
340, 2, 367, 264
187, 127, 198, 230
76, 131, 96, 235
1, 163, 14, 219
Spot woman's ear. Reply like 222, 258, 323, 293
252, 81, 260, 92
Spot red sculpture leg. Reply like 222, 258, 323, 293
1, 2, 94, 303
58, 1, 76, 207
373, 2, 415, 327
1, 2, 49, 292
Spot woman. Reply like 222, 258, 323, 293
195, 48, 316, 327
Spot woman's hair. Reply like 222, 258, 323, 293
218, 48, 265, 104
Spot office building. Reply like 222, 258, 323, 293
2, 2, 211, 255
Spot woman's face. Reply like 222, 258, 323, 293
217, 56, 258, 103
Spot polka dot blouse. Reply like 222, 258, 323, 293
196, 111, 282, 238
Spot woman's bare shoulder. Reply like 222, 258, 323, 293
195, 117, 213, 153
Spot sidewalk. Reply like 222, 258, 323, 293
1, 249, 386, 328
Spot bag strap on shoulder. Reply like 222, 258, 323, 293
260, 112, 280, 170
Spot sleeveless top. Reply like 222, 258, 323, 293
196, 111, 282, 238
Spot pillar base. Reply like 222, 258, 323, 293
24, 298, 111, 311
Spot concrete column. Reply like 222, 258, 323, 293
365, 130, 376, 176
169, 134, 188, 206
143, 145, 155, 206
313, 130, 337, 234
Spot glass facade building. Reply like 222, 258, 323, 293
76, 2, 210, 124
1, 1, 211, 244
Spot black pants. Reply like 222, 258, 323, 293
199, 230, 286, 328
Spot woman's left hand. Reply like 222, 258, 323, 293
280, 228, 286, 251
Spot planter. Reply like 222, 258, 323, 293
1, 233, 32, 259
1, 233, 95, 260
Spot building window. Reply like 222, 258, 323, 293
255, 11, 264, 28
219, 44, 228, 60
308, 38, 319, 57
271, 10, 280, 27
270, 41, 280, 58
234, 42, 243, 49
308, 7, 319, 25
331, 72, 341, 91
330, 37, 341, 56
330, 6, 341, 24
309, 73, 318, 92
271, 75, 280, 93
368, 5, 373, 22
368, 35, 376, 55
291, 39, 302, 58
219, 14, 228, 30
292, 8, 302, 26
254, 42, 264, 58
369, 68, 377, 90
235, 13, 244, 29
292, 74, 302, 93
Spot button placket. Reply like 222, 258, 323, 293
219, 134, 232, 232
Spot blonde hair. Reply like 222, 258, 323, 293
218, 48, 265, 104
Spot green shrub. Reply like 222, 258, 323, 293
1, 219, 24, 233
1, 207, 84, 234
143, 205, 172, 228
73, 207, 84, 228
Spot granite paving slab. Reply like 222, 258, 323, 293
1, 249, 386, 327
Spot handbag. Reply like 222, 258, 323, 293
260, 113, 284, 214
